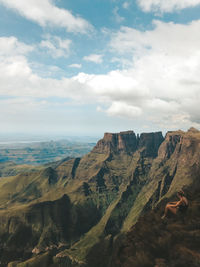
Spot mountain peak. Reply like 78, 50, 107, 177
92, 130, 164, 156
93, 130, 137, 154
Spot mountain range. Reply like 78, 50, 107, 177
0, 128, 200, 267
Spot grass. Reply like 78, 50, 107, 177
56, 184, 127, 262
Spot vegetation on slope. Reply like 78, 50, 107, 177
110, 186, 200, 267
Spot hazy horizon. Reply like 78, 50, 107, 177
0, 126, 198, 145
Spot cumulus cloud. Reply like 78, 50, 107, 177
106, 102, 142, 118
106, 19, 200, 127
0, 0, 92, 33
109, 20, 200, 58
68, 64, 82, 69
0, 36, 33, 56
40, 35, 72, 58
137, 0, 200, 13
1, 17, 200, 132
74, 20, 200, 128
0, 37, 33, 81
0, 37, 86, 100
83, 54, 103, 64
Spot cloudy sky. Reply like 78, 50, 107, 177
0, 0, 200, 137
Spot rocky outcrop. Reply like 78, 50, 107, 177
41, 167, 58, 185
157, 131, 183, 160
92, 130, 164, 157
137, 131, 164, 157
92, 131, 137, 154
71, 158, 81, 179
157, 129, 200, 168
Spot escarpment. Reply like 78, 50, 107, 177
0, 128, 200, 267
92, 130, 138, 154
137, 131, 164, 157
92, 130, 164, 156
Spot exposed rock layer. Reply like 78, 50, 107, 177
93, 130, 164, 156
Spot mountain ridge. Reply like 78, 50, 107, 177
0, 128, 200, 266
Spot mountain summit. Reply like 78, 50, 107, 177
93, 130, 164, 156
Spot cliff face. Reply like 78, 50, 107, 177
157, 131, 183, 160
92, 130, 137, 154
157, 129, 200, 167
138, 131, 164, 157
92, 130, 164, 156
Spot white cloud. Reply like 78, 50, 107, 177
122, 2, 130, 9
40, 35, 72, 58
113, 7, 125, 23
74, 71, 147, 101
0, 37, 33, 80
0, 37, 85, 100
110, 20, 200, 59
69, 64, 82, 69
1, 19, 200, 132
0, 36, 33, 56
75, 20, 200, 128
137, 0, 200, 13
83, 54, 103, 64
0, 0, 92, 33
106, 19, 200, 127
30, 63, 65, 78
107, 102, 142, 118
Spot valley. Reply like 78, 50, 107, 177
0, 139, 95, 167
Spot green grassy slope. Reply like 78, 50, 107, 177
111, 186, 200, 267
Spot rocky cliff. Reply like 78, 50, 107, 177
92, 130, 164, 156
92, 130, 138, 154
138, 131, 164, 157
0, 128, 200, 267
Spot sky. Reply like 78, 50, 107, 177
0, 0, 200, 137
